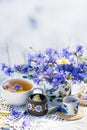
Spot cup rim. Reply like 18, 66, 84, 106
1, 77, 35, 94
63, 95, 79, 104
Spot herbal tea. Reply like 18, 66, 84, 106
3, 79, 32, 93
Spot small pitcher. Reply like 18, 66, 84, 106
27, 88, 48, 116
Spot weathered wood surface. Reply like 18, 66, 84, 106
0, 42, 26, 82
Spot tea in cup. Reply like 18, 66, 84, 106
1, 77, 34, 106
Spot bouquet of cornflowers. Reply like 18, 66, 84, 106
1, 45, 87, 90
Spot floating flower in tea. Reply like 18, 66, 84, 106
3, 84, 23, 92
3, 85, 11, 89
13, 84, 23, 91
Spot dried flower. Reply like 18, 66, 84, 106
22, 118, 31, 128
3, 84, 23, 92
11, 108, 21, 118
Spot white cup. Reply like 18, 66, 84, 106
0, 77, 35, 106
62, 95, 79, 115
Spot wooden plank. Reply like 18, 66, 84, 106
0, 42, 10, 82
0, 41, 36, 82
0, 42, 9, 64
0, 42, 25, 82
5, 42, 25, 65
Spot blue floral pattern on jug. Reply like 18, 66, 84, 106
46, 84, 71, 106
27, 103, 32, 110
45, 103, 48, 110
35, 105, 42, 112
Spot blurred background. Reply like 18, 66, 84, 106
0, 0, 87, 64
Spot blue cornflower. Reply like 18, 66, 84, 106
45, 48, 58, 56
35, 52, 44, 59
71, 67, 85, 81
45, 48, 54, 55
76, 74, 85, 81
75, 44, 84, 54
1, 63, 7, 71
14, 64, 33, 74
48, 73, 66, 89
78, 63, 87, 70
60, 64, 69, 72
63, 64, 74, 72
4, 66, 14, 76
14, 65, 22, 72
33, 77, 41, 84
56, 65, 63, 72
42, 64, 49, 71
56, 74, 66, 84
43, 67, 50, 76
47, 56, 57, 64
61, 47, 72, 58
22, 118, 31, 128
11, 108, 21, 118
3, 85, 11, 89
21, 65, 29, 74
14, 84, 23, 91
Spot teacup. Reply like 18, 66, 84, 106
0, 77, 35, 106
62, 95, 79, 115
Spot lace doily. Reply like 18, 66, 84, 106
0, 96, 87, 130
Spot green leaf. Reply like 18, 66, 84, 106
47, 107, 56, 115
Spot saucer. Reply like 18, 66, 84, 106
56, 108, 84, 121
78, 93, 87, 106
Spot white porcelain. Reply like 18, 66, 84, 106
0, 77, 35, 106
44, 82, 71, 106
62, 95, 79, 115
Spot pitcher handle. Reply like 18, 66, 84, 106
32, 88, 44, 94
